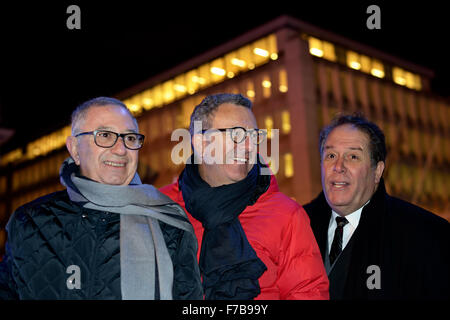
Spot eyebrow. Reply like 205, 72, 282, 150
96, 126, 137, 133
324, 145, 364, 151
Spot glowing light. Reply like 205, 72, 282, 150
227, 71, 235, 78
371, 68, 385, 78
309, 47, 324, 57
395, 76, 406, 86
210, 67, 226, 76
349, 61, 361, 70
174, 84, 187, 92
262, 80, 271, 88
192, 76, 206, 84
231, 58, 246, 67
253, 47, 269, 57
279, 85, 288, 93
246, 90, 255, 98
270, 53, 278, 60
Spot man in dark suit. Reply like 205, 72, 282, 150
304, 114, 449, 300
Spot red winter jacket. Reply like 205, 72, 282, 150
160, 175, 329, 300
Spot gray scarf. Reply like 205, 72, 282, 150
59, 157, 195, 300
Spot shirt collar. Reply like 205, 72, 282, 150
331, 200, 370, 230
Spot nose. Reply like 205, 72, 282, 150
333, 156, 346, 173
111, 137, 128, 155
242, 134, 256, 152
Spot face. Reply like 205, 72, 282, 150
321, 124, 384, 216
196, 103, 258, 187
66, 105, 140, 186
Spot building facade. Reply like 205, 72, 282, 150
1, 16, 449, 254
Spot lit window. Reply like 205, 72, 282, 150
265, 116, 273, 139
281, 111, 291, 134
210, 67, 226, 76
308, 36, 336, 61
347, 51, 361, 70
162, 80, 175, 104
360, 55, 371, 73
279, 69, 288, 92
253, 47, 269, 57
141, 89, 154, 110
370, 59, 385, 78
210, 58, 226, 83
231, 57, 246, 68
246, 80, 255, 100
393, 67, 421, 90
284, 153, 294, 178
322, 41, 336, 61
262, 75, 271, 98
308, 37, 324, 57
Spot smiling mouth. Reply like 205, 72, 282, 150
104, 160, 126, 167
331, 181, 349, 188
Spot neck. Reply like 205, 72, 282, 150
198, 164, 220, 187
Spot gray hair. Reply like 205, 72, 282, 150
189, 93, 252, 136
71, 96, 138, 135
319, 113, 387, 167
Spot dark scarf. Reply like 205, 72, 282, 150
179, 155, 269, 299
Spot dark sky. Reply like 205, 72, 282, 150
0, 1, 448, 153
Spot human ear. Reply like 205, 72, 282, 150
374, 161, 385, 184
66, 136, 80, 165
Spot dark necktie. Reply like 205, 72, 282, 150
329, 216, 349, 265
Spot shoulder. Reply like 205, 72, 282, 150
386, 195, 449, 232
159, 181, 179, 198
7, 190, 74, 232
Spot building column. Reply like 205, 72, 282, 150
277, 28, 322, 204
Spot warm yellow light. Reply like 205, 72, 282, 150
265, 117, 273, 139
231, 58, 246, 67
174, 84, 187, 92
284, 153, 294, 178
227, 72, 235, 78
281, 111, 291, 134
262, 80, 271, 88
253, 47, 269, 57
349, 61, 361, 70
129, 104, 140, 113
192, 75, 206, 84
371, 68, 385, 78
270, 53, 278, 60
143, 98, 153, 106
279, 85, 288, 93
246, 90, 255, 98
210, 67, 226, 76
395, 76, 406, 86
310, 47, 324, 57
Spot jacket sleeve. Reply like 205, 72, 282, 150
0, 215, 20, 299
277, 206, 329, 300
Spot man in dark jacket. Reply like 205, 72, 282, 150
0, 97, 202, 300
304, 114, 450, 300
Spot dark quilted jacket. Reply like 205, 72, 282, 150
0, 190, 203, 300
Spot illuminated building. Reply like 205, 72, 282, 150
1, 16, 449, 253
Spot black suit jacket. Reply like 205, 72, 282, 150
304, 179, 450, 300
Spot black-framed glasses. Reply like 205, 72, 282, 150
75, 130, 145, 150
201, 126, 267, 144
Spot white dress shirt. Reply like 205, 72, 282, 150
327, 201, 370, 254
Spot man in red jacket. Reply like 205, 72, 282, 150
160, 93, 328, 300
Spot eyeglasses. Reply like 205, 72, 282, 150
201, 126, 267, 144
75, 130, 145, 150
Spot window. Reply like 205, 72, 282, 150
278, 69, 288, 92
281, 111, 291, 134
284, 153, 294, 178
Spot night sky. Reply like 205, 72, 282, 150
0, 1, 447, 154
